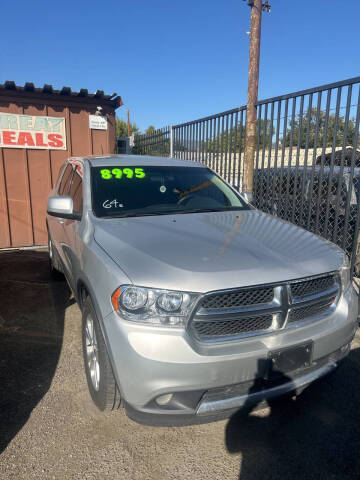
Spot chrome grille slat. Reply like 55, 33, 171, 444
189, 273, 340, 342
196, 301, 281, 317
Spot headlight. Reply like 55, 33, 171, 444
121, 287, 148, 310
340, 255, 351, 292
157, 292, 183, 312
111, 285, 199, 327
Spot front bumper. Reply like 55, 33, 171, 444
102, 284, 358, 426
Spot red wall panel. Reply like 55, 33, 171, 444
47, 105, 71, 187
69, 107, 92, 157
3, 149, 33, 247
1, 102, 33, 246
0, 149, 11, 247
24, 104, 52, 245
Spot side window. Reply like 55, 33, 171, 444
69, 171, 83, 213
58, 164, 73, 195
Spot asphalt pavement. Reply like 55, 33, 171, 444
0, 250, 360, 480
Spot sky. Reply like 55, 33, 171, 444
1, 0, 360, 132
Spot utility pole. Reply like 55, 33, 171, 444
127, 109, 131, 137
243, 0, 270, 200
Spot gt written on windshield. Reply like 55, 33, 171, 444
90, 165, 249, 218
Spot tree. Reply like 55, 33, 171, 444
145, 125, 156, 135
132, 126, 170, 156
116, 118, 139, 137
203, 118, 272, 153
283, 108, 357, 148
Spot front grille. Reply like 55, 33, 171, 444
288, 299, 335, 323
192, 314, 273, 339
188, 272, 340, 342
200, 287, 274, 311
290, 274, 336, 299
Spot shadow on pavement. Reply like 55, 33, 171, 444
0, 250, 73, 454
226, 349, 360, 480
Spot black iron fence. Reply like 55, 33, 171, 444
172, 107, 247, 187
133, 76, 360, 275
133, 127, 170, 157
254, 77, 360, 274
134, 107, 247, 187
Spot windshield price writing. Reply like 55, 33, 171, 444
100, 168, 146, 180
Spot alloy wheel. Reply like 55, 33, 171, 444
85, 315, 100, 391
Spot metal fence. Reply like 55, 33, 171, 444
133, 127, 170, 157
254, 77, 360, 274
134, 107, 247, 187
133, 76, 360, 275
173, 107, 247, 187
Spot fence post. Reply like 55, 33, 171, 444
243, 0, 263, 201
170, 125, 174, 157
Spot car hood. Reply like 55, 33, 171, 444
93, 210, 345, 293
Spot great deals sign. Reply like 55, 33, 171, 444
0, 113, 67, 150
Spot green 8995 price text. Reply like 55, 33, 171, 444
100, 168, 146, 180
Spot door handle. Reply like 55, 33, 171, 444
57, 219, 65, 224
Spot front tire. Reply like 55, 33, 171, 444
82, 297, 121, 411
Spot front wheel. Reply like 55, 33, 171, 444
82, 297, 122, 411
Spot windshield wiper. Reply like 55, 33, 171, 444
103, 207, 242, 219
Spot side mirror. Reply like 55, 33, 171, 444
47, 196, 82, 220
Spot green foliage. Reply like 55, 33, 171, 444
145, 125, 156, 135
204, 119, 272, 152
135, 140, 170, 156
133, 127, 170, 156
116, 118, 139, 137
283, 108, 357, 148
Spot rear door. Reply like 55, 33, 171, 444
61, 166, 84, 290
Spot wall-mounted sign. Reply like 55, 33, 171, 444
0, 113, 66, 150
89, 115, 108, 130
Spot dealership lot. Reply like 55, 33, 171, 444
1, 250, 360, 480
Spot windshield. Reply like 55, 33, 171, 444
91, 165, 249, 218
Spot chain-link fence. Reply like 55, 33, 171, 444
133, 76, 360, 275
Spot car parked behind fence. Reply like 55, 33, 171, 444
254, 148, 360, 275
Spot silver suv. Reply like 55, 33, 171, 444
46, 155, 358, 425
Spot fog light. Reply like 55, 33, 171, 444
156, 393, 173, 406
